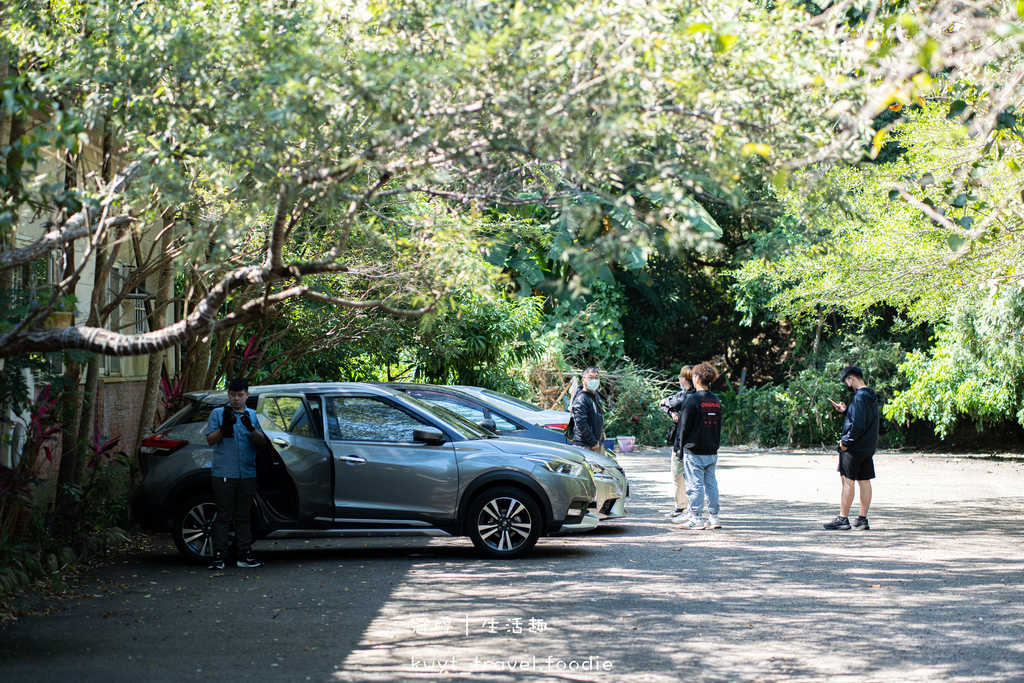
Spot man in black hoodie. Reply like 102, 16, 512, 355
824, 366, 879, 531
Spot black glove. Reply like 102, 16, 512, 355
239, 412, 255, 432
221, 406, 236, 437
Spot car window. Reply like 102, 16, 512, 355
410, 393, 486, 423
157, 404, 209, 431
407, 400, 493, 439
188, 406, 214, 424
480, 389, 545, 413
491, 414, 520, 432
325, 397, 429, 442
260, 396, 316, 438
407, 391, 521, 432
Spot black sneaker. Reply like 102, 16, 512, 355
853, 516, 870, 530
208, 553, 225, 571
823, 516, 851, 530
236, 552, 264, 569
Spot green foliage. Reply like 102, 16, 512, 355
733, 103, 1024, 324
537, 280, 627, 367
886, 289, 1024, 438
604, 360, 674, 447
415, 291, 544, 394
730, 99, 1024, 442
722, 334, 907, 447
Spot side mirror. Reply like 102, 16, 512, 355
413, 428, 446, 446
476, 418, 497, 432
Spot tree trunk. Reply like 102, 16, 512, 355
71, 354, 100, 488
53, 361, 83, 509
1, 94, 26, 297
133, 219, 175, 455
71, 123, 116, 489
812, 308, 824, 369
204, 331, 228, 390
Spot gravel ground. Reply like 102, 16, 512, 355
2, 447, 1023, 682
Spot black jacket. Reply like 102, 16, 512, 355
675, 389, 722, 456
840, 387, 879, 456
571, 390, 604, 448
662, 388, 693, 414
664, 387, 694, 446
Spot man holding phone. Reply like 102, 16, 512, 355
824, 366, 879, 531
204, 377, 268, 569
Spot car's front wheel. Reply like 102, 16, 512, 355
172, 494, 222, 565
466, 487, 542, 559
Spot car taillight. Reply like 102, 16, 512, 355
139, 434, 188, 456
544, 423, 568, 430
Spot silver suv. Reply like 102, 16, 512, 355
131, 383, 597, 563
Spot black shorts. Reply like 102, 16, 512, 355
837, 448, 875, 480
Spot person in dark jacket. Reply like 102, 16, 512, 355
823, 365, 879, 531
571, 366, 606, 454
661, 365, 694, 519
675, 362, 723, 530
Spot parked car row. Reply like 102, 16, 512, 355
132, 382, 630, 563
384, 384, 628, 520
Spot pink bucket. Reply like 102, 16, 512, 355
616, 436, 636, 452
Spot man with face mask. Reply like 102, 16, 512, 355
571, 366, 606, 455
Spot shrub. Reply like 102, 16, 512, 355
604, 361, 674, 447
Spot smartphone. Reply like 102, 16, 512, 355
827, 397, 840, 408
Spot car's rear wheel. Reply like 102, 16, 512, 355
466, 487, 541, 559
172, 494, 229, 565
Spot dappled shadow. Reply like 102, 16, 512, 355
326, 450, 1024, 681
4, 449, 1024, 682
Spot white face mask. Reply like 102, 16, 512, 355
585, 379, 600, 392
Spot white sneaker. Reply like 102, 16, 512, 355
706, 515, 721, 529
678, 516, 705, 530
664, 508, 685, 518
671, 512, 691, 523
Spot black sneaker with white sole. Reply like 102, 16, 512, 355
236, 552, 264, 569
853, 516, 870, 530
208, 553, 225, 571
823, 516, 851, 530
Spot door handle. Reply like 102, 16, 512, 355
336, 454, 367, 464
272, 438, 288, 447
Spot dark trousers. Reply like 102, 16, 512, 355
211, 477, 257, 556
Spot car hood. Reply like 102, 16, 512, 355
481, 436, 590, 463
481, 436, 623, 471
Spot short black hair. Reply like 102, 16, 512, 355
840, 366, 863, 383
228, 377, 250, 393
582, 366, 600, 377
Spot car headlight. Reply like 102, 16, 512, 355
522, 455, 585, 477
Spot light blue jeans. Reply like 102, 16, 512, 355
683, 451, 720, 517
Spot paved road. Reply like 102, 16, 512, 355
2, 448, 1024, 682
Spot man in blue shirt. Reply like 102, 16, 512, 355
204, 377, 268, 570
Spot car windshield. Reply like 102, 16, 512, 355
402, 395, 495, 439
480, 389, 545, 412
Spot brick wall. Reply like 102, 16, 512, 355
33, 379, 147, 482
95, 379, 147, 457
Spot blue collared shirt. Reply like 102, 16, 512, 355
204, 406, 264, 479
